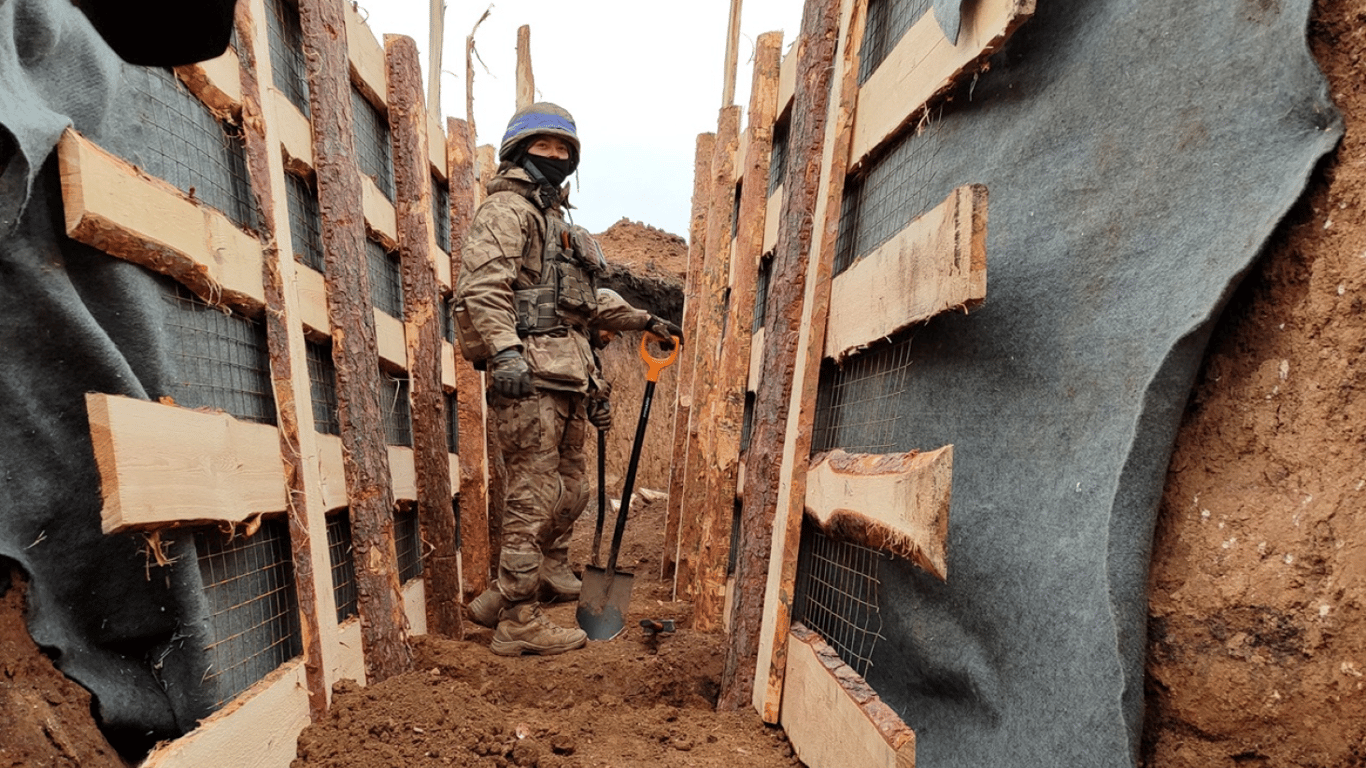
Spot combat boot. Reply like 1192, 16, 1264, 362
490, 603, 587, 656
539, 557, 582, 602
467, 585, 508, 628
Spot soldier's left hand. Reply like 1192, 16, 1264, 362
587, 397, 612, 431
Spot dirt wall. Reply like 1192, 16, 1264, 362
1142, 1, 1366, 764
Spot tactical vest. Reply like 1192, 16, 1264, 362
512, 214, 602, 337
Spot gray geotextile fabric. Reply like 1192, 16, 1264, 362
841, 0, 1340, 765
0, 0, 218, 755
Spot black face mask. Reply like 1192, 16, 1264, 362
524, 155, 576, 188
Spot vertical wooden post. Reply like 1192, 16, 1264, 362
298, 0, 411, 682
722, 0, 744, 107
730, 0, 846, 719
233, 0, 328, 719
427, 0, 444, 114
694, 31, 784, 633
472, 143, 503, 570
662, 132, 716, 582
516, 25, 535, 109
448, 116, 491, 597
675, 106, 741, 601
386, 34, 462, 638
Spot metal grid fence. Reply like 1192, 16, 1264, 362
366, 239, 404, 319
440, 294, 455, 345
306, 340, 341, 435
812, 331, 917, 454
394, 505, 423, 583
792, 516, 887, 679
162, 282, 276, 425
194, 518, 302, 709
115, 65, 257, 231
286, 172, 325, 272
432, 175, 451, 253
326, 512, 358, 623
752, 253, 772, 333
266, 0, 309, 117
859, 0, 933, 84
768, 117, 789, 196
350, 87, 394, 201
446, 391, 459, 456
380, 372, 413, 447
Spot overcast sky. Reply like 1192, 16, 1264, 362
353, 1, 803, 239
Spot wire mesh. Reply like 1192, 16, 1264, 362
380, 372, 413, 447
115, 66, 258, 230
306, 340, 341, 435
161, 282, 276, 425
265, 0, 309, 117
440, 293, 455, 345
812, 331, 918, 455
731, 180, 742, 240
351, 87, 394, 201
768, 116, 789, 196
792, 516, 887, 679
752, 253, 773, 333
286, 172, 325, 272
446, 391, 459, 456
860, 0, 934, 84
740, 391, 756, 454
834, 115, 951, 275
395, 505, 424, 583
367, 239, 404, 319
194, 518, 302, 709
432, 175, 451, 253
326, 512, 358, 623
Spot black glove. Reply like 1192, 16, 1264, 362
646, 316, 684, 350
586, 397, 612, 431
489, 348, 532, 398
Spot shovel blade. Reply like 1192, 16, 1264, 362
576, 565, 635, 640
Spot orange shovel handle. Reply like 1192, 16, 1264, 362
639, 332, 681, 382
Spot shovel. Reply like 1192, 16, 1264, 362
577, 331, 680, 640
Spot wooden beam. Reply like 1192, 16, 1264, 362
824, 184, 987, 362
675, 106, 741, 602
849, 0, 1034, 166
86, 394, 286, 533
234, 0, 329, 717
299, 0, 411, 683
662, 131, 717, 582
344, 1, 388, 106
783, 624, 915, 768
747, 0, 863, 721
722, 0, 743, 107
362, 177, 399, 244
448, 116, 491, 596
387, 33, 462, 640
697, 31, 784, 634
806, 448, 952, 580
174, 45, 243, 114
516, 25, 534, 109
56, 129, 266, 312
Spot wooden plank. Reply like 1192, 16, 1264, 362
763, 184, 783, 252
427, 114, 447, 182
849, 0, 1034, 166
386, 33, 461, 639
296, 265, 329, 334
362, 177, 399, 244
697, 31, 784, 634
447, 116, 491, 596
234, 0, 330, 717
749, 0, 862, 722
299, 0, 411, 682
824, 184, 987, 362
344, 0, 387, 106
675, 106, 740, 602
662, 131, 716, 582
387, 447, 417, 502
783, 625, 915, 768
777, 41, 798, 116
175, 45, 243, 114
515, 25, 534, 110
272, 90, 313, 165
375, 309, 407, 369
747, 325, 766, 392
57, 129, 266, 310
805, 448, 952, 580
722, 0, 743, 107
86, 394, 286, 533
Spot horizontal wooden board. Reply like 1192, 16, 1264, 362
824, 184, 986, 363
58, 129, 266, 309
273, 91, 313, 167
362, 177, 398, 245
782, 624, 915, 768
312, 436, 453, 511
850, 0, 1034, 165
86, 394, 286, 533
344, 1, 388, 106
375, 309, 406, 369
805, 446, 952, 580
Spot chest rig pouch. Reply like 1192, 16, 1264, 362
514, 216, 604, 337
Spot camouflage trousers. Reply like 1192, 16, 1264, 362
488, 388, 589, 604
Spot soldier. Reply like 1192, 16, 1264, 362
453, 103, 681, 656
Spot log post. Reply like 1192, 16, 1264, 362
447, 116, 491, 597
694, 31, 783, 633
662, 132, 716, 582
722, 0, 743, 107
724, 0, 848, 717
674, 107, 740, 601
232, 0, 327, 719
516, 25, 534, 109
298, 0, 411, 682
386, 34, 461, 638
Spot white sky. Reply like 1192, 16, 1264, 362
352, 1, 803, 239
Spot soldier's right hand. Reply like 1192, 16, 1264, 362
489, 348, 532, 398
